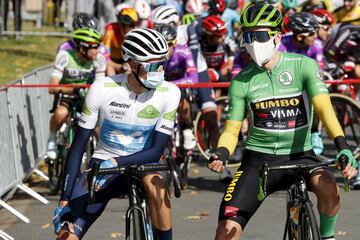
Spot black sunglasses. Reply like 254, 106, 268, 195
243, 30, 278, 44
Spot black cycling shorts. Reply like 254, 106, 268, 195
218, 149, 319, 229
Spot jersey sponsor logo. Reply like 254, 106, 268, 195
56, 54, 68, 67
254, 98, 300, 110
137, 105, 160, 119
78, 117, 87, 125
109, 101, 131, 108
100, 119, 154, 154
63, 68, 93, 82
251, 94, 308, 130
224, 206, 240, 218
250, 83, 269, 92
279, 87, 299, 93
224, 171, 243, 201
279, 71, 293, 86
160, 124, 173, 132
163, 109, 177, 121
109, 109, 126, 119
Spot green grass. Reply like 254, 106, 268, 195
0, 23, 69, 84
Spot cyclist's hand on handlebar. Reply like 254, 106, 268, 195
53, 203, 71, 234
73, 87, 87, 98
336, 149, 358, 179
95, 158, 118, 191
207, 153, 225, 173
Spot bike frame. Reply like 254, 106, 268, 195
283, 177, 319, 240
87, 157, 181, 240
258, 156, 349, 240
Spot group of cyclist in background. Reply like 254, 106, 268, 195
44, 0, 360, 239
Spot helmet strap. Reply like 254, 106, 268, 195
132, 65, 151, 90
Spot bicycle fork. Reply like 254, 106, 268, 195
126, 177, 153, 240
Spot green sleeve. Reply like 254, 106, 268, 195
302, 57, 329, 98
226, 78, 246, 121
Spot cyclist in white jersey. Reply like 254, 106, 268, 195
52, 28, 181, 240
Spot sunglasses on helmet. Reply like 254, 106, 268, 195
242, 30, 279, 44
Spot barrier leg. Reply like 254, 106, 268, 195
0, 229, 14, 240
0, 229, 15, 240
33, 168, 49, 181
0, 200, 30, 223
17, 184, 49, 205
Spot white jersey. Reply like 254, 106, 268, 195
79, 74, 181, 160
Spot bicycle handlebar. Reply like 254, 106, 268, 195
87, 156, 182, 203
257, 155, 349, 201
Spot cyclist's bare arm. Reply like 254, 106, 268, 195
48, 77, 77, 95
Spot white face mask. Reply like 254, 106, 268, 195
244, 37, 280, 67
138, 71, 165, 89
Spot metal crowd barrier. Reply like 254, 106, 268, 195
0, 64, 53, 240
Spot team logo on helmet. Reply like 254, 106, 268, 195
279, 71, 293, 86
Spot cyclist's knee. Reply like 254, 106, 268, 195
143, 173, 167, 197
311, 169, 340, 199
54, 105, 69, 120
56, 230, 79, 240
215, 220, 242, 240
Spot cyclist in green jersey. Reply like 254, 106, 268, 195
207, 4, 358, 240
46, 28, 106, 159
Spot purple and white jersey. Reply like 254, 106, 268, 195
165, 44, 198, 85
279, 33, 324, 70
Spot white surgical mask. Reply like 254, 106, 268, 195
245, 37, 280, 67
138, 71, 165, 89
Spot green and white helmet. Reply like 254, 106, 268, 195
240, 3, 283, 30
72, 28, 102, 48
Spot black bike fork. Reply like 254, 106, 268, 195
126, 177, 148, 240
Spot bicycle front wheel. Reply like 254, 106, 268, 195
322, 94, 360, 156
47, 145, 66, 195
127, 208, 148, 240
298, 202, 321, 240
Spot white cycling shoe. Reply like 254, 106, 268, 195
46, 139, 58, 160
183, 129, 197, 150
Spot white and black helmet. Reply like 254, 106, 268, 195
122, 28, 169, 62
152, 6, 180, 25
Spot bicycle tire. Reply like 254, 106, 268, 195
47, 145, 66, 195
322, 93, 360, 158
194, 96, 228, 159
298, 202, 321, 240
194, 96, 242, 167
126, 207, 147, 240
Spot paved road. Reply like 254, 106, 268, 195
0, 162, 359, 240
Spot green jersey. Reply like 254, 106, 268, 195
227, 52, 328, 155
52, 49, 106, 84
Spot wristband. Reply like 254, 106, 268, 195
334, 136, 349, 152
216, 147, 230, 164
